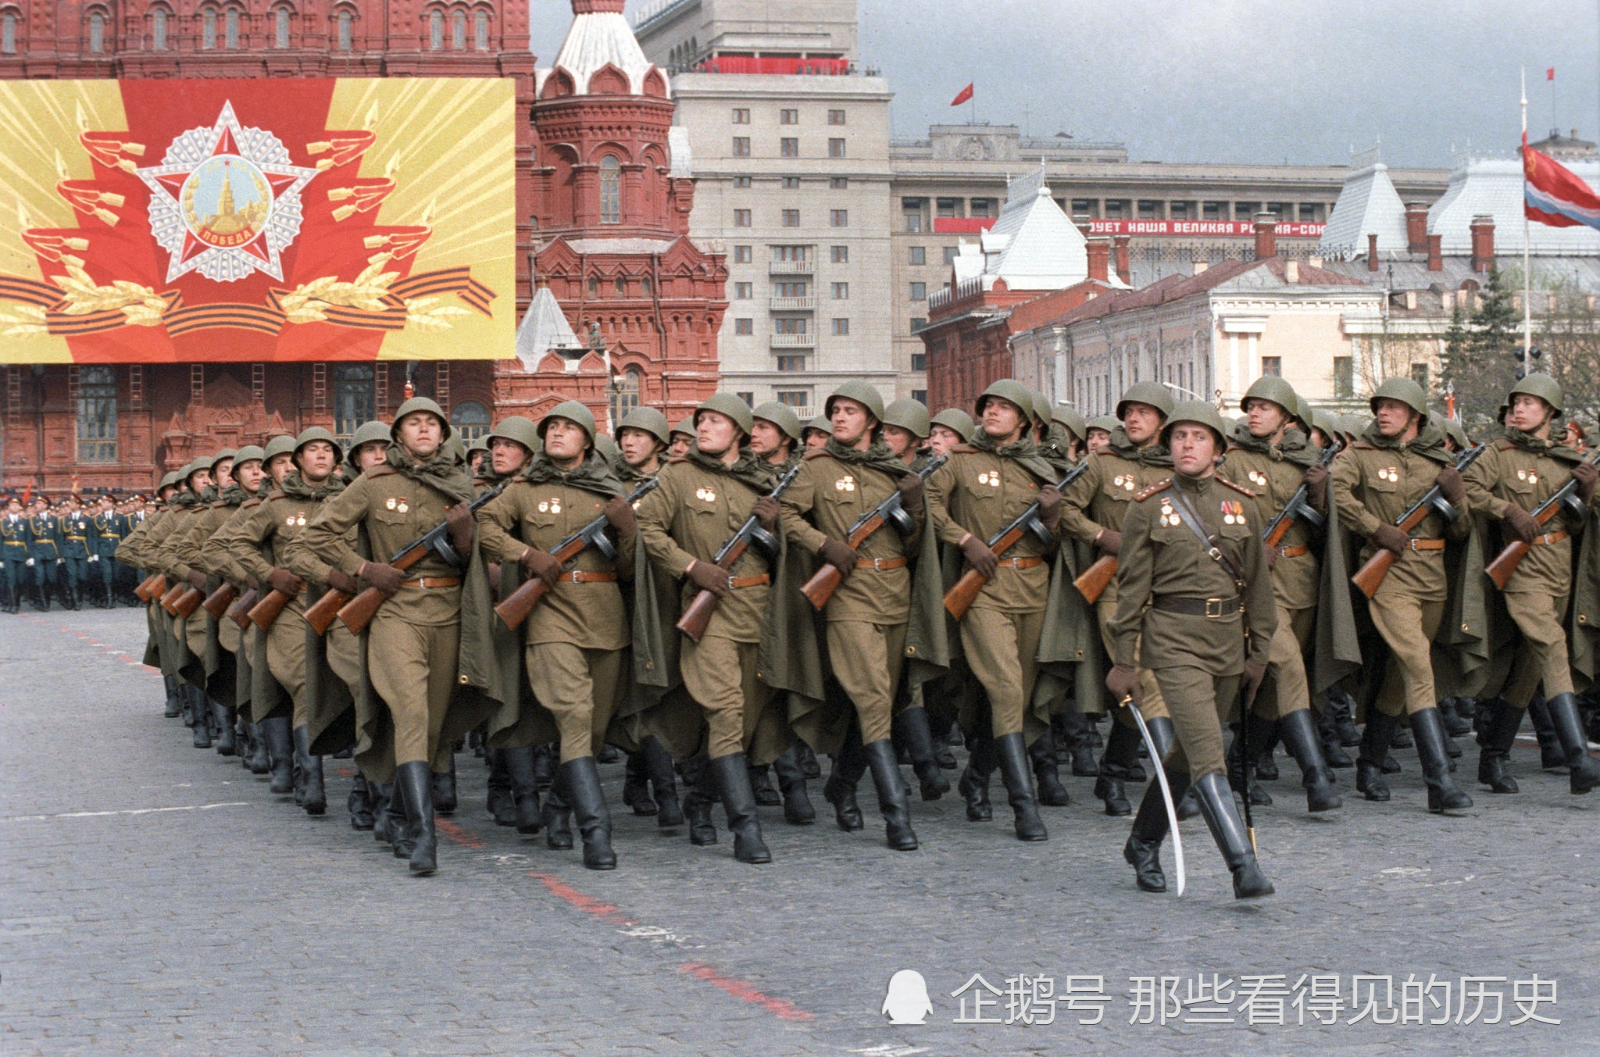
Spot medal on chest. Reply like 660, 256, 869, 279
385, 496, 409, 514
537, 497, 563, 514
1377, 466, 1399, 483
285, 513, 306, 527
1113, 473, 1136, 492
1246, 469, 1267, 488
1516, 468, 1539, 485
695, 486, 717, 503
1159, 498, 1176, 528
835, 474, 856, 493
1222, 500, 1244, 526
976, 471, 1000, 488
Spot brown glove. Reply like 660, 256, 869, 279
1501, 501, 1540, 544
1370, 523, 1409, 555
359, 561, 404, 594
245, 574, 261, 591
445, 501, 474, 554
1106, 664, 1142, 709
685, 559, 729, 597
959, 534, 998, 579
603, 494, 636, 537
325, 568, 360, 595
1572, 461, 1598, 504
817, 538, 857, 579
1302, 462, 1329, 508
1264, 545, 1280, 569
187, 569, 208, 591
1097, 529, 1122, 556
519, 547, 563, 589
1242, 661, 1268, 706
895, 474, 925, 518
1435, 466, 1465, 507
752, 495, 780, 532
267, 567, 304, 597
1037, 484, 1062, 532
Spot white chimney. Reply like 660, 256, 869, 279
1284, 260, 1299, 283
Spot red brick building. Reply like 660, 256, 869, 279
0, 0, 724, 493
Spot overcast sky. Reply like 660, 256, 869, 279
532, 0, 1600, 170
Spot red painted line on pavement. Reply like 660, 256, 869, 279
18, 614, 160, 673
434, 817, 485, 849
528, 871, 632, 925
678, 962, 815, 1021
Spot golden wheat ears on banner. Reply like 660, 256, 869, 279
0, 256, 167, 337
277, 254, 471, 332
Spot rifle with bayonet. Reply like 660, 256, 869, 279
800, 455, 946, 611
945, 460, 1087, 620
676, 462, 803, 643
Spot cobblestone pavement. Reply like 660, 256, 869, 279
2, 607, 1596, 1056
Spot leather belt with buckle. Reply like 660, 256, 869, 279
998, 556, 1045, 569
1405, 538, 1446, 551
401, 576, 462, 589
561, 571, 618, 583
1277, 545, 1310, 558
1532, 530, 1568, 546
728, 573, 770, 589
855, 556, 908, 570
1152, 594, 1241, 618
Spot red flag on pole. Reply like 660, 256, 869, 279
1547, 67, 1555, 80
950, 83, 974, 106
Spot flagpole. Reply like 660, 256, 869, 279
1522, 68, 1533, 361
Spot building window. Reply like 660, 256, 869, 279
614, 276, 626, 295
780, 138, 799, 158
733, 209, 752, 227
733, 245, 752, 263
732, 108, 750, 124
936, 197, 962, 218
734, 282, 752, 299
776, 389, 809, 408
333, 364, 375, 439
781, 209, 800, 227
830, 177, 848, 190
335, 9, 351, 49
782, 176, 801, 189
225, 7, 239, 47
588, 276, 598, 297
828, 109, 846, 125
732, 137, 750, 157
780, 109, 798, 125
774, 281, 807, 297
733, 176, 751, 188
1411, 362, 1430, 393
2, 11, 14, 53
451, 9, 465, 48
429, 9, 442, 50
909, 282, 927, 301
831, 245, 848, 264
910, 352, 927, 371
76, 366, 117, 463
970, 198, 994, 218
908, 246, 926, 266
88, 10, 105, 52
734, 318, 753, 335
943, 246, 960, 265
831, 318, 850, 336
831, 282, 848, 300
202, 8, 216, 47
274, 7, 289, 47
608, 368, 642, 427
829, 209, 848, 228
475, 9, 488, 49
735, 391, 754, 406
774, 318, 807, 334
773, 245, 807, 261
828, 138, 846, 159
1261, 356, 1281, 377
599, 156, 621, 224
903, 212, 922, 233
1334, 356, 1353, 399
448, 399, 489, 443
909, 317, 926, 331
776, 356, 806, 372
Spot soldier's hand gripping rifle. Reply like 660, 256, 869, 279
676, 461, 803, 643
1350, 443, 1486, 599
330, 480, 509, 636
1260, 441, 1341, 550
800, 455, 946, 611
1485, 445, 1600, 590
944, 460, 1086, 620
493, 477, 660, 632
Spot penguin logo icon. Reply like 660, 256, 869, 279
881, 969, 933, 1025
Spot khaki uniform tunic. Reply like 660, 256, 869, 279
477, 479, 635, 762
1110, 473, 1277, 778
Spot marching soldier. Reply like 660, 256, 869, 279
1110, 401, 1277, 899
667, 416, 695, 460
614, 407, 669, 483
1220, 376, 1341, 813
802, 415, 832, 451
751, 402, 802, 470
58, 494, 91, 610
1086, 416, 1117, 453
1330, 377, 1474, 813
925, 378, 1060, 842
1463, 374, 1600, 796
166, 449, 238, 753
90, 493, 123, 608
881, 398, 931, 467
1, 495, 28, 612
27, 497, 63, 611
928, 408, 974, 457
1060, 381, 1177, 815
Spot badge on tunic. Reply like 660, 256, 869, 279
1528, 472, 1538, 484
296, 515, 306, 527
1517, 469, 1527, 481
837, 475, 856, 492
397, 501, 409, 513
386, 497, 397, 510
538, 501, 549, 513
550, 500, 562, 513
1378, 467, 1398, 482
286, 515, 297, 526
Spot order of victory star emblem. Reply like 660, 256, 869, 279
137, 102, 319, 283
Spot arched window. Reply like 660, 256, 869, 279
428, 10, 442, 50
225, 7, 240, 48
77, 366, 118, 463
332, 364, 374, 440
452, 9, 465, 49
474, 9, 488, 49
609, 368, 642, 428
614, 276, 626, 295
202, 7, 216, 47
152, 8, 168, 49
336, 9, 351, 49
588, 276, 599, 297
88, 10, 105, 53
600, 155, 621, 224
274, 7, 289, 48
2, 9, 18, 53
450, 400, 490, 442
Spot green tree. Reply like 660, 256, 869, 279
1441, 267, 1519, 432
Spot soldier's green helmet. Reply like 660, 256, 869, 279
1441, 416, 1470, 450
488, 415, 541, 456
1240, 375, 1299, 416
1293, 394, 1316, 433
294, 426, 343, 462
349, 421, 391, 452
392, 396, 451, 440
593, 434, 619, 462
670, 415, 697, 441
826, 380, 887, 424
1116, 380, 1175, 421
538, 400, 597, 447
467, 436, 490, 455
616, 406, 671, 447
883, 398, 931, 439
1161, 400, 1229, 448
752, 401, 804, 442
931, 407, 976, 443
804, 414, 833, 439
182, 459, 209, 485
1369, 376, 1429, 420
231, 445, 265, 468
1508, 373, 1564, 416
975, 378, 1034, 421
1029, 389, 1053, 427
1309, 408, 1340, 441
1087, 415, 1119, 437
209, 448, 238, 471
695, 393, 754, 436
262, 435, 297, 465
1052, 405, 1087, 442
158, 470, 181, 491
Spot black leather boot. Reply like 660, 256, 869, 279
562, 756, 617, 870
1316, 705, 1354, 767
958, 734, 996, 821
1476, 698, 1523, 794
1546, 692, 1600, 794
189, 687, 212, 749
622, 750, 657, 815
994, 732, 1048, 842
163, 674, 184, 718
1412, 707, 1472, 813
502, 746, 543, 834
293, 726, 326, 816
1441, 696, 1474, 737
243, 723, 271, 775
1192, 771, 1274, 899
1356, 709, 1399, 801
348, 774, 376, 830
709, 752, 772, 864
214, 703, 237, 757
1328, 687, 1362, 746
748, 763, 782, 807
640, 736, 684, 828
261, 716, 294, 795
1095, 718, 1138, 816
1253, 721, 1280, 780
863, 739, 918, 850
1226, 714, 1272, 805
532, 743, 557, 791
796, 740, 822, 779
770, 744, 816, 825
1124, 766, 1192, 893
1058, 706, 1100, 776
395, 760, 437, 875
895, 706, 951, 800
824, 730, 867, 832
486, 749, 518, 825
540, 766, 574, 850
681, 754, 718, 846
1278, 709, 1341, 812
431, 756, 457, 816
1029, 730, 1071, 806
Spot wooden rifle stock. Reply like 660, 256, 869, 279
493, 533, 590, 631
159, 580, 186, 615
134, 572, 163, 601
676, 538, 750, 643
172, 585, 204, 619
1484, 449, 1600, 590
201, 582, 238, 620
799, 511, 886, 611
1350, 502, 1432, 599
227, 588, 258, 630
247, 587, 294, 630
1262, 515, 1294, 551
304, 585, 353, 635
943, 522, 1028, 620
1072, 553, 1118, 605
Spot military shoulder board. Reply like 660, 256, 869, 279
1218, 477, 1257, 498
1133, 479, 1172, 502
